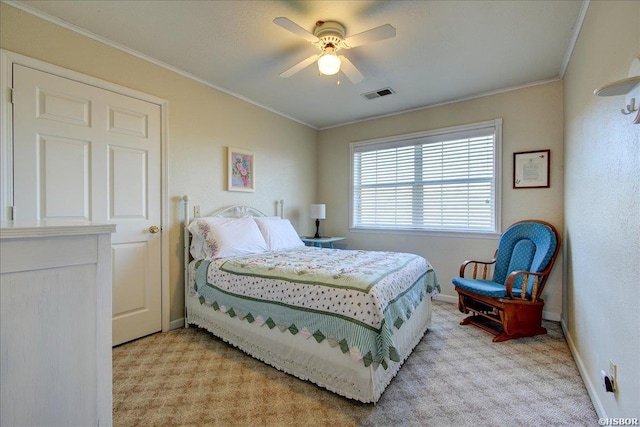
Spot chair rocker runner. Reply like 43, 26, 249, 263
452, 220, 560, 342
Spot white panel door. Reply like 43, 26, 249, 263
13, 64, 162, 346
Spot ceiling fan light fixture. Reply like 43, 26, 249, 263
275, 17, 395, 83
318, 52, 341, 76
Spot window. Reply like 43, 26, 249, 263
350, 119, 502, 236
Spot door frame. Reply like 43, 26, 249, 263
0, 49, 171, 334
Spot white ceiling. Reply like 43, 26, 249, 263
12, 0, 585, 129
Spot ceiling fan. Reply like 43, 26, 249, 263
273, 17, 396, 84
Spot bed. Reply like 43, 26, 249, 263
182, 196, 440, 403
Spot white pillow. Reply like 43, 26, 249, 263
253, 217, 305, 251
187, 216, 268, 259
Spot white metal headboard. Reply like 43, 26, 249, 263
209, 205, 268, 218
182, 195, 284, 327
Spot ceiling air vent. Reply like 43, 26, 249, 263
361, 87, 395, 100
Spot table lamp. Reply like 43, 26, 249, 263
310, 204, 326, 238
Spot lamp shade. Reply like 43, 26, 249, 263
317, 53, 340, 76
310, 204, 326, 220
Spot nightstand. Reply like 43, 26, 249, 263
300, 236, 346, 248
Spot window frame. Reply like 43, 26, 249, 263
349, 118, 502, 239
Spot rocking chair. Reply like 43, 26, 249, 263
452, 220, 560, 342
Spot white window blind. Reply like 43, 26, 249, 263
351, 119, 502, 234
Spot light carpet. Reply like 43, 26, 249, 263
113, 300, 597, 426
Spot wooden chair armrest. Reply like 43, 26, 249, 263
505, 270, 548, 300
460, 258, 497, 279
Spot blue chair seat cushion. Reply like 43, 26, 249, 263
452, 277, 526, 299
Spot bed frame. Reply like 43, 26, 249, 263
181, 195, 433, 403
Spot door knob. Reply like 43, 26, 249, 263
149, 225, 160, 234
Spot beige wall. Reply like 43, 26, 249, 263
0, 3, 318, 323
563, 0, 639, 419
318, 81, 565, 318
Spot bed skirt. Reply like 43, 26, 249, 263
186, 293, 432, 403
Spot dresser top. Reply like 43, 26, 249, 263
1, 220, 116, 239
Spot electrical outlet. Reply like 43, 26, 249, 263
600, 361, 617, 393
601, 370, 615, 392
194, 206, 201, 218
610, 360, 617, 389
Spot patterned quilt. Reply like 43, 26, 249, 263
191, 246, 439, 369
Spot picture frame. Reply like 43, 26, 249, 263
227, 147, 255, 192
513, 149, 550, 188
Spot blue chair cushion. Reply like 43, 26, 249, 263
492, 222, 558, 295
452, 277, 525, 299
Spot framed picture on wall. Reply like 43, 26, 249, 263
513, 149, 550, 188
227, 147, 255, 192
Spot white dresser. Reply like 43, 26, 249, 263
0, 221, 115, 426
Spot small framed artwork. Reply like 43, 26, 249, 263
513, 149, 550, 188
227, 147, 255, 192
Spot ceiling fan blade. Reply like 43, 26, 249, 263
344, 24, 396, 48
339, 56, 364, 83
280, 54, 320, 78
273, 17, 318, 43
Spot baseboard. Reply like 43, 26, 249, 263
542, 310, 561, 322
170, 317, 185, 330
561, 318, 607, 418
433, 294, 457, 304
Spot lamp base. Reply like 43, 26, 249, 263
314, 219, 321, 238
